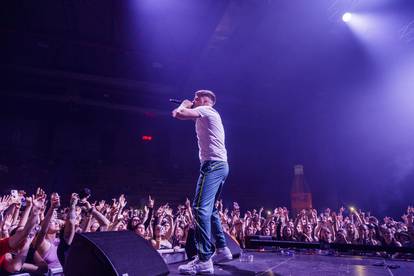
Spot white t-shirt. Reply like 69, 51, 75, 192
193, 106, 227, 163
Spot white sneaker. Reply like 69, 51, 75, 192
178, 257, 214, 275
211, 246, 233, 264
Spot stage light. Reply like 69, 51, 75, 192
349, 206, 355, 212
142, 135, 153, 141
342, 13, 353, 23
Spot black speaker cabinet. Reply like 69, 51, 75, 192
65, 231, 169, 276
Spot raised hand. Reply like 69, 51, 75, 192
0, 195, 12, 212
156, 205, 166, 217
32, 195, 45, 213
148, 195, 155, 208
185, 198, 191, 209
165, 207, 173, 217
70, 193, 79, 208
96, 200, 105, 212
407, 212, 413, 225
50, 192, 60, 208
35, 187, 46, 201
83, 199, 92, 211
25, 196, 32, 207
181, 99, 193, 108
119, 194, 127, 208
1, 213, 13, 232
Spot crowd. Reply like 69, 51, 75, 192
0, 188, 413, 274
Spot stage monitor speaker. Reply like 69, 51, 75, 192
185, 228, 241, 259
65, 231, 169, 276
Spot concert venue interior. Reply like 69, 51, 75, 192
1, 0, 414, 275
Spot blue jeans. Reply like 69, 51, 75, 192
192, 160, 229, 261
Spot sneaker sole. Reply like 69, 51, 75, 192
178, 269, 214, 275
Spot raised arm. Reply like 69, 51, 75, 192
17, 197, 33, 230
163, 210, 174, 241
144, 196, 154, 230
63, 193, 79, 245
172, 100, 200, 120
8, 197, 42, 250
35, 192, 60, 251
85, 200, 110, 231
3, 232, 35, 273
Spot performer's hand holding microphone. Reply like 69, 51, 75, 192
169, 98, 194, 108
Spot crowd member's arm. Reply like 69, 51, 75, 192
3, 234, 34, 273
17, 197, 33, 230
143, 206, 152, 229
163, 209, 174, 241
10, 203, 21, 230
353, 210, 364, 226
21, 259, 48, 275
407, 207, 414, 241
111, 194, 127, 227
282, 207, 289, 223
1, 214, 13, 238
309, 209, 318, 225
34, 192, 60, 252
218, 199, 224, 215
263, 217, 271, 229
0, 195, 12, 215
78, 207, 89, 232
144, 196, 154, 230
63, 193, 79, 244
8, 197, 42, 251
294, 212, 302, 234
257, 207, 263, 221
331, 212, 339, 240
85, 200, 110, 231
314, 217, 323, 239
185, 198, 193, 223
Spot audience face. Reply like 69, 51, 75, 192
154, 224, 163, 238
320, 228, 332, 243
246, 225, 256, 236
283, 226, 293, 237
135, 224, 146, 237
360, 225, 369, 237
163, 222, 171, 233
304, 224, 313, 235
131, 216, 140, 227
90, 222, 100, 232
174, 227, 184, 239
346, 223, 356, 236
48, 219, 60, 234
383, 228, 394, 243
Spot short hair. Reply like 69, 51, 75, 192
195, 90, 216, 105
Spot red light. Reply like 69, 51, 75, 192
142, 135, 153, 141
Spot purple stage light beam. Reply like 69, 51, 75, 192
342, 13, 353, 23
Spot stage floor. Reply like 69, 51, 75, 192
168, 251, 414, 275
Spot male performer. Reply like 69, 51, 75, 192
172, 90, 232, 275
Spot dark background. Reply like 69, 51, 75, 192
1, 0, 413, 217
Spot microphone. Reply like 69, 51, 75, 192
169, 99, 182, 104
